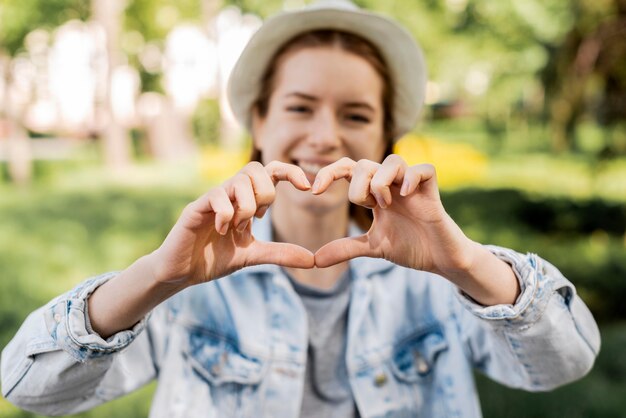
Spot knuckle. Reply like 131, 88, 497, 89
316, 165, 331, 177
339, 156, 355, 165
208, 186, 227, 200
356, 158, 372, 169
247, 160, 264, 170
264, 160, 280, 172
222, 203, 235, 216
384, 154, 403, 164
255, 188, 275, 204
241, 161, 264, 177
369, 173, 387, 188
233, 172, 250, 184
182, 201, 197, 216
237, 202, 256, 216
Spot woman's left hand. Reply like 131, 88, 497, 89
313, 154, 520, 306
313, 155, 477, 278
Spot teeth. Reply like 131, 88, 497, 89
298, 161, 325, 174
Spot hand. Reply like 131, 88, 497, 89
313, 155, 476, 277
150, 161, 315, 287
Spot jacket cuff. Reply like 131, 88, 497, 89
455, 245, 568, 328
43, 272, 148, 363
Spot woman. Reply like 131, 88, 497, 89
1, 1, 600, 417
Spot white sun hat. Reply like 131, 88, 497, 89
226, 0, 427, 140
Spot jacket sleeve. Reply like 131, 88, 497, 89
454, 246, 601, 391
1, 272, 165, 416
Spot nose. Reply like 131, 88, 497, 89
307, 108, 340, 151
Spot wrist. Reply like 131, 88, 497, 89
437, 242, 520, 306
434, 239, 481, 281
88, 254, 186, 338
143, 251, 189, 294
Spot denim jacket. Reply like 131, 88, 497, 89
1, 216, 600, 417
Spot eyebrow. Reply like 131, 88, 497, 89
344, 102, 376, 112
284, 92, 318, 101
284, 92, 376, 112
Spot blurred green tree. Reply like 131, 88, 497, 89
541, 0, 626, 154
0, 0, 90, 55
1, 0, 624, 154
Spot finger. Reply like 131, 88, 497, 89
314, 235, 377, 268
348, 159, 379, 208
224, 174, 257, 230
188, 187, 234, 234
240, 162, 275, 218
246, 241, 315, 269
311, 157, 356, 194
400, 164, 438, 197
265, 161, 311, 190
370, 154, 407, 208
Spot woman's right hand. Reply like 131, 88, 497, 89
149, 161, 314, 287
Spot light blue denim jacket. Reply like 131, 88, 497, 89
1, 215, 600, 417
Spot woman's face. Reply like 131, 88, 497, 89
252, 46, 387, 213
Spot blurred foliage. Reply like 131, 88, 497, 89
192, 98, 222, 147
2, 0, 623, 155
0, 0, 89, 55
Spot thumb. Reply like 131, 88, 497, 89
246, 241, 315, 269
315, 235, 376, 268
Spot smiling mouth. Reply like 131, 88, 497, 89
297, 160, 327, 176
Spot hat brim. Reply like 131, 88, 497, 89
227, 6, 427, 140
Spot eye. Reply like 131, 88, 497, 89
286, 105, 311, 114
346, 113, 370, 124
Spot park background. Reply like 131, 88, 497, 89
0, 0, 625, 416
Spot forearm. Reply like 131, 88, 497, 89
88, 253, 186, 338
443, 241, 521, 307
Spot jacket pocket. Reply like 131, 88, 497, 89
380, 325, 451, 417
184, 327, 267, 386
177, 327, 268, 417
389, 325, 448, 383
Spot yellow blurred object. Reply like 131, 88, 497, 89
198, 136, 487, 189
199, 145, 250, 183
394, 134, 487, 188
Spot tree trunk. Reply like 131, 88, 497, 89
92, 0, 132, 170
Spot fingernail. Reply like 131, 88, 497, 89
257, 205, 269, 218
236, 220, 248, 232
400, 180, 409, 196
311, 178, 321, 194
219, 224, 229, 235
383, 192, 392, 207
374, 193, 387, 209
302, 175, 311, 189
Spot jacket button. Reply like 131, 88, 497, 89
414, 351, 430, 375
374, 373, 387, 387
211, 363, 221, 375
54, 313, 62, 323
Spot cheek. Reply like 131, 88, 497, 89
256, 124, 289, 162
346, 137, 387, 163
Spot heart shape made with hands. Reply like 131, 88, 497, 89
221, 157, 439, 272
